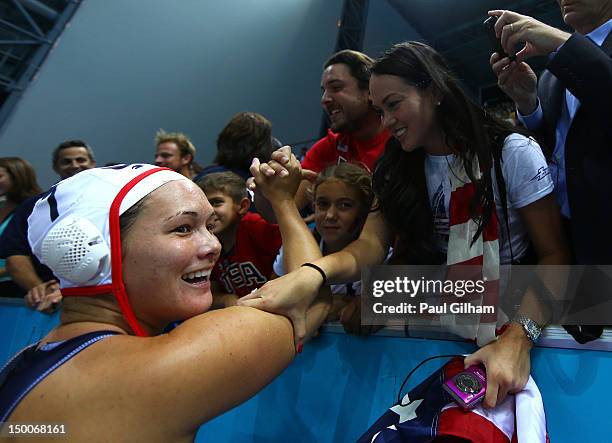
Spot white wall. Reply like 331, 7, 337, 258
0, 0, 343, 188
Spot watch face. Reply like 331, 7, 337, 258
526, 325, 538, 339
515, 316, 541, 342
455, 373, 482, 394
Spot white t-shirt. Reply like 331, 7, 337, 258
424, 133, 553, 264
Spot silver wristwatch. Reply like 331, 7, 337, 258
512, 314, 542, 344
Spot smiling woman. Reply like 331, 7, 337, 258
119, 178, 220, 327
0, 164, 329, 442
245, 41, 570, 413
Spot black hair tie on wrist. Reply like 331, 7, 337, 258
301, 263, 327, 286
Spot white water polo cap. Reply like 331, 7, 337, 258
41, 216, 111, 286
28, 164, 190, 336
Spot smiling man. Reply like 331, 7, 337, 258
52, 140, 96, 179
303, 50, 389, 173
154, 129, 201, 179
283, 50, 389, 211
0, 140, 96, 311
253, 51, 389, 220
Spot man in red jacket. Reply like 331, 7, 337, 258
255, 50, 389, 219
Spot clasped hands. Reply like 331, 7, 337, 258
244, 146, 532, 408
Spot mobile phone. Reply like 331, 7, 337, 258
483, 16, 510, 59
442, 364, 486, 409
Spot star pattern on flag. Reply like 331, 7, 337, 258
389, 394, 424, 423
370, 426, 397, 443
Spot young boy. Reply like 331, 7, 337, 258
197, 172, 282, 307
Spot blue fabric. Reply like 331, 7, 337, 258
0, 194, 55, 282
0, 330, 119, 421
0, 213, 14, 283
356, 361, 452, 443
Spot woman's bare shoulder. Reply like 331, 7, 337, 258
13, 307, 295, 435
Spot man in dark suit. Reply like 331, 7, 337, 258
489, 2, 612, 341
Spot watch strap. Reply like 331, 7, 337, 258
512, 314, 542, 344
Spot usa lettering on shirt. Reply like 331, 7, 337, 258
218, 261, 267, 294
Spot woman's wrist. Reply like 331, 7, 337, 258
501, 322, 534, 351
301, 263, 327, 286
271, 198, 300, 216
298, 263, 326, 290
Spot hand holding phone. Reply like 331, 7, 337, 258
442, 364, 486, 409
483, 16, 513, 59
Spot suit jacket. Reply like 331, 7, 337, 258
536, 32, 612, 264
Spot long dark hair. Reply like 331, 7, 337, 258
371, 41, 528, 264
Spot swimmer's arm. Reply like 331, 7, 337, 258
267, 198, 333, 329
270, 196, 321, 273
253, 179, 311, 224
144, 304, 327, 433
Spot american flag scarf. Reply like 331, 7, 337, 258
444, 155, 500, 347
357, 357, 549, 443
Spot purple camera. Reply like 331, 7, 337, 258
442, 364, 486, 409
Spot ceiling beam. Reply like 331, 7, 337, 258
16, 0, 59, 21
